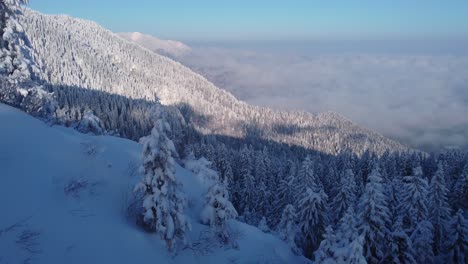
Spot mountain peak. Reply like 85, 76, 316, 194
118, 32, 191, 57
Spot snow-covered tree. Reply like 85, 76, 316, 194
238, 146, 256, 222
410, 219, 434, 264
76, 110, 105, 135
297, 187, 328, 258
134, 115, 190, 252
346, 235, 367, 264
386, 218, 416, 264
277, 204, 299, 254
401, 166, 429, 230
0, 0, 55, 117
452, 164, 468, 212
0, 0, 31, 83
358, 164, 390, 263
331, 169, 357, 223
314, 207, 366, 263
445, 209, 468, 264
271, 160, 296, 225
200, 180, 238, 243
313, 225, 337, 263
296, 156, 318, 195
428, 162, 451, 256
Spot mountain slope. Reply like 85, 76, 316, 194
21, 9, 409, 156
117, 32, 191, 58
0, 103, 307, 264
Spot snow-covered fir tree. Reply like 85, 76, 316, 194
296, 156, 317, 196
410, 219, 434, 264
0, 0, 31, 83
238, 147, 256, 224
358, 164, 390, 263
271, 159, 297, 226
314, 207, 366, 264
313, 225, 337, 263
428, 162, 451, 256
452, 163, 468, 212
401, 166, 430, 231
445, 209, 468, 264
386, 218, 416, 264
134, 111, 190, 252
297, 187, 328, 258
331, 168, 357, 223
0, 0, 55, 117
277, 204, 299, 254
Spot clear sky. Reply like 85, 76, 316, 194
29, 0, 468, 42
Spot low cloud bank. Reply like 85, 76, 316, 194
179, 46, 468, 151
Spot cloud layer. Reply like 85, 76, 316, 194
179, 47, 468, 151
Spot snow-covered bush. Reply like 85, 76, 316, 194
184, 153, 218, 189
200, 181, 238, 243
76, 110, 105, 135
258, 217, 270, 233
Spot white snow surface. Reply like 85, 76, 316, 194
0, 104, 308, 264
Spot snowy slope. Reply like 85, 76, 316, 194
0, 104, 308, 264
117, 32, 191, 57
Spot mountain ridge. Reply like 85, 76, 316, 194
117, 32, 191, 57
21, 8, 410, 156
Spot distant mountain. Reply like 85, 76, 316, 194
21, 9, 409, 156
117, 32, 191, 58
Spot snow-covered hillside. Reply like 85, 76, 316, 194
0, 103, 308, 264
118, 32, 191, 58
20, 9, 408, 156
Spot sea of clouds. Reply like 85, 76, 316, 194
178, 41, 468, 152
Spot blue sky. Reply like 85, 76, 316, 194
30, 0, 468, 42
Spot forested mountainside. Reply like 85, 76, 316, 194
21, 9, 408, 156
2, 2, 467, 263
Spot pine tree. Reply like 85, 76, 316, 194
386, 218, 416, 264
238, 146, 256, 222
271, 166, 296, 226
445, 209, 468, 264
314, 207, 366, 263
276, 204, 299, 254
358, 164, 390, 263
0, 0, 55, 116
134, 115, 190, 252
346, 235, 367, 264
428, 162, 451, 256
331, 169, 357, 223
200, 180, 238, 243
297, 187, 328, 258
296, 156, 318, 197
452, 164, 468, 212
411, 219, 434, 264
0, 0, 30, 82
401, 166, 429, 230
313, 225, 337, 263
